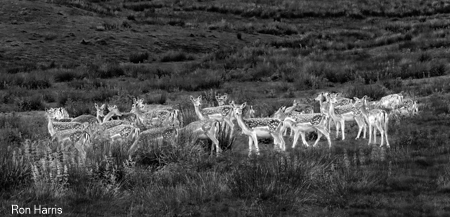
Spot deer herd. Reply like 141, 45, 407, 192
44, 91, 419, 158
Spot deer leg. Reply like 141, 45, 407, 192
252, 132, 260, 155
247, 136, 253, 157
292, 130, 300, 149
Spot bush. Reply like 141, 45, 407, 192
346, 84, 389, 100
0, 145, 32, 191
129, 52, 149, 63
95, 64, 126, 78
160, 51, 195, 62
143, 91, 168, 105
249, 63, 276, 81
54, 70, 81, 82
6, 63, 37, 74
256, 22, 298, 36
0, 73, 51, 89
16, 94, 45, 111
23, 75, 52, 89
382, 78, 403, 92
150, 69, 222, 92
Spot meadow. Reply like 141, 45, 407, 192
1, 0, 450, 216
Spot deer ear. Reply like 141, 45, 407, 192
242, 102, 247, 108
190, 95, 194, 101
230, 101, 235, 107
95, 103, 98, 108
101, 104, 106, 109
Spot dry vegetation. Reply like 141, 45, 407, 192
1, 0, 450, 216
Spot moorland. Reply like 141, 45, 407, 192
1, 0, 450, 216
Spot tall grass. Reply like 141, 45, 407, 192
0, 110, 449, 215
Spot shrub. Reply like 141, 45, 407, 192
382, 78, 403, 92
143, 91, 168, 105
88, 88, 118, 102
346, 84, 389, 100
256, 22, 298, 36
99, 64, 125, 78
54, 70, 82, 82
428, 60, 448, 77
22, 74, 52, 89
0, 128, 23, 145
418, 52, 432, 62
151, 70, 222, 92
160, 50, 195, 62
249, 63, 276, 81
294, 73, 324, 90
427, 94, 449, 115
216, 123, 236, 152
306, 62, 354, 84
16, 94, 45, 111
42, 91, 57, 103
167, 19, 185, 26
0, 145, 32, 191
6, 63, 37, 74
127, 15, 136, 21
129, 52, 149, 63
134, 135, 205, 167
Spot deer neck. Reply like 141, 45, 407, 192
96, 110, 104, 124
282, 118, 294, 131
285, 105, 296, 114
234, 112, 252, 135
193, 104, 207, 120
46, 115, 56, 137
328, 100, 339, 120
103, 111, 116, 123
358, 100, 371, 120
132, 107, 147, 123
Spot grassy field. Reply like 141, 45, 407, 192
1, 0, 450, 216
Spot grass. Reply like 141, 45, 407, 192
160, 50, 196, 62
2, 114, 449, 216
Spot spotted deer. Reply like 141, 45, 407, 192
215, 93, 229, 106
358, 96, 390, 147
326, 93, 367, 140
102, 124, 141, 143
128, 126, 179, 155
232, 101, 286, 156
45, 109, 89, 137
190, 95, 235, 137
130, 102, 180, 130
281, 114, 331, 148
